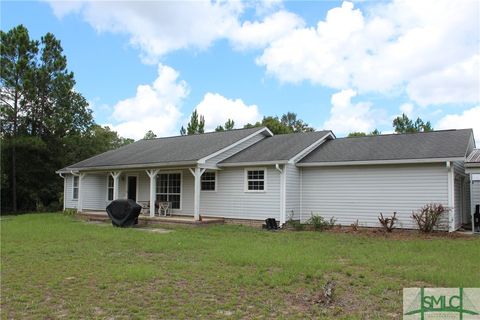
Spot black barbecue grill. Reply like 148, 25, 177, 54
106, 199, 142, 227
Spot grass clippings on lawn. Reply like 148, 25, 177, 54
1, 213, 479, 319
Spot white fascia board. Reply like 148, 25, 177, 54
296, 157, 464, 167
288, 132, 335, 164
197, 127, 272, 164
61, 161, 198, 173
219, 160, 288, 167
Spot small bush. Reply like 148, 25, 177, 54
378, 212, 397, 232
412, 203, 449, 233
350, 220, 359, 232
307, 214, 336, 231
63, 208, 77, 216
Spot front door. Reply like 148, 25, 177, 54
127, 176, 137, 201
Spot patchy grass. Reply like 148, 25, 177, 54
1, 213, 479, 319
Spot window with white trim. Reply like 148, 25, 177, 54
107, 175, 114, 201
201, 171, 216, 191
156, 173, 181, 209
246, 169, 265, 191
73, 176, 79, 199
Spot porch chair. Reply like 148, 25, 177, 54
158, 201, 171, 216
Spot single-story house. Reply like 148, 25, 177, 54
465, 149, 480, 233
57, 127, 477, 232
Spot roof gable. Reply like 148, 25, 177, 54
220, 131, 332, 165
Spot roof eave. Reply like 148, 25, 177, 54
56, 160, 199, 173
218, 160, 289, 167
297, 157, 465, 167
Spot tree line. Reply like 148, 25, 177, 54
1, 25, 133, 213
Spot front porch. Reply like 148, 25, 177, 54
79, 211, 225, 226
72, 165, 214, 222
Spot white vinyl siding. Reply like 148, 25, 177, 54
206, 133, 266, 165
300, 163, 449, 230
200, 166, 281, 220
285, 164, 301, 220
65, 174, 77, 209
82, 173, 108, 210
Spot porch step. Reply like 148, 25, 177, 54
77, 211, 224, 226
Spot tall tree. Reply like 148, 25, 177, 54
0, 25, 38, 212
143, 130, 157, 140
393, 113, 433, 133
280, 112, 315, 132
244, 112, 314, 135
215, 118, 235, 132
1, 25, 125, 213
185, 109, 205, 135
347, 129, 381, 137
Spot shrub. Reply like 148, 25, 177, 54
284, 211, 306, 231
63, 208, 77, 216
350, 219, 359, 232
378, 212, 397, 232
412, 203, 449, 233
307, 214, 336, 231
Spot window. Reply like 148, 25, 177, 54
246, 169, 265, 191
107, 175, 114, 201
156, 173, 181, 209
73, 176, 79, 199
201, 172, 216, 191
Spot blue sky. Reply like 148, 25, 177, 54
2, 0, 479, 141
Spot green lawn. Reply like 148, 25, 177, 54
1, 213, 479, 319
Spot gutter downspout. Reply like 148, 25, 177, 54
276, 164, 286, 227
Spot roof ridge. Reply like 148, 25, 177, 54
140, 126, 266, 141
336, 129, 471, 140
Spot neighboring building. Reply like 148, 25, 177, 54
465, 149, 480, 233
57, 127, 477, 232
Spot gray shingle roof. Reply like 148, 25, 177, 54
60, 127, 267, 171
466, 149, 480, 167
220, 131, 332, 164
300, 129, 473, 164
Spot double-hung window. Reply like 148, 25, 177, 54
201, 172, 216, 191
245, 169, 266, 191
107, 175, 114, 201
156, 173, 181, 209
72, 176, 79, 199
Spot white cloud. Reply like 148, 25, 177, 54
48, 1, 243, 63
436, 106, 480, 146
257, 0, 479, 105
195, 92, 262, 131
407, 55, 480, 106
399, 103, 414, 117
229, 10, 304, 50
108, 64, 188, 140
323, 89, 380, 134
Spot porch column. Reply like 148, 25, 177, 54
189, 167, 206, 221
78, 172, 85, 213
110, 171, 122, 200
146, 169, 160, 217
